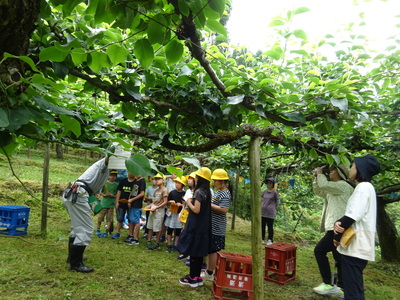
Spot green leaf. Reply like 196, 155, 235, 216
206, 19, 227, 38
294, 7, 310, 15
269, 19, 284, 27
147, 15, 167, 44
166, 166, 183, 177
227, 95, 244, 105
3, 53, 39, 72
176, 155, 201, 169
62, 0, 82, 17
309, 148, 319, 159
39, 46, 69, 62
71, 48, 87, 66
106, 44, 128, 65
293, 29, 307, 40
330, 98, 348, 112
125, 154, 152, 177
178, 0, 190, 16
209, 0, 225, 16
60, 114, 81, 137
0, 108, 10, 127
89, 52, 111, 73
165, 39, 183, 65
264, 50, 282, 60
32, 96, 76, 116
0, 134, 15, 150
134, 39, 154, 68
121, 102, 137, 120
283, 112, 305, 123
325, 153, 334, 166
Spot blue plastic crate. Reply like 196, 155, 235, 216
0, 205, 30, 236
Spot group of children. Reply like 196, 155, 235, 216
94, 167, 232, 287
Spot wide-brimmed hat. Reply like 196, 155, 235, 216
336, 164, 350, 180
354, 155, 380, 182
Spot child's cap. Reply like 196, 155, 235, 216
195, 167, 212, 182
110, 170, 118, 175
154, 173, 165, 180
174, 176, 187, 186
354, 155, 380, 182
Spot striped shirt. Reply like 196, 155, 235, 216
211, 189, 232, 236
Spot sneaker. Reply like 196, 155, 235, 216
99, 232, 109, 238
267, 239, 273, 245
152, 242, 160, 250
146, 241, 153, 250
177, 254, 188, 260
95, 229, 101, 236
179, 275, 200, 288
313, 283, 337, 295
166, 245, 173, 252
159, 235, 166, 242
200, 270, 214, 281
142, 233, 148, 239
111, 233, 120, 239
332, 287, 344, 299
194, 276, 204, 286
126, 239, 139, 245
123, 224, 129, 229
125, 235, 133, 243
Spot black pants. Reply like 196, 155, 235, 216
261, 217, 274, 241
314, 230, 342, 287
341, 254, 368, 300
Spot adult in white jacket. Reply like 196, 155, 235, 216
312, 165, 354, 296
334, 155, 380, 300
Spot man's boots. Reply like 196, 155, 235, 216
66, 236, 75, 263
69, 245, 94, 273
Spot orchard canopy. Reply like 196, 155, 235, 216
0, 1, 399, 191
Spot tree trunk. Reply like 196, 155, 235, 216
249, 137, 263, 300
0, 0, 41, 94
376, 197, 400, 262
41, 143, 50, 235
55, 143, 63, 160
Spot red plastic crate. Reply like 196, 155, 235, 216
213, 252, 253, 299
212, 281, 253, 300
0, 205, 30, 236
265, 242, 297, 285
214, 252, 253, 291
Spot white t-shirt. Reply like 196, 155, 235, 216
337, 182, 377, 261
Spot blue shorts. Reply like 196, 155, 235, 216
128, 208, 142, 224
116, 207, 128, 222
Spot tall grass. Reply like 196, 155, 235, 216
0, 150, 399, 300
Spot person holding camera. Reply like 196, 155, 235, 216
312, 165, 354, 297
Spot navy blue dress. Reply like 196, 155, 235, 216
176, 189, 211, 257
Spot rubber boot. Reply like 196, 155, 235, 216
69, 245, 94, 273
66, 236, 75, 263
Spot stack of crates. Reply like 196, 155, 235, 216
0, 205, 30, 236
212, 251, 253, 300
264, 242, 297, 285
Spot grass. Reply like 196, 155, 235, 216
0, 150, 399, 300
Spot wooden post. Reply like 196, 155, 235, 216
41, 143, 50, 235
231, 163, 240, 231
249, 137, 263, 300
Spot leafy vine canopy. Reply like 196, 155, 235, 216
0, 0, 399, 171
